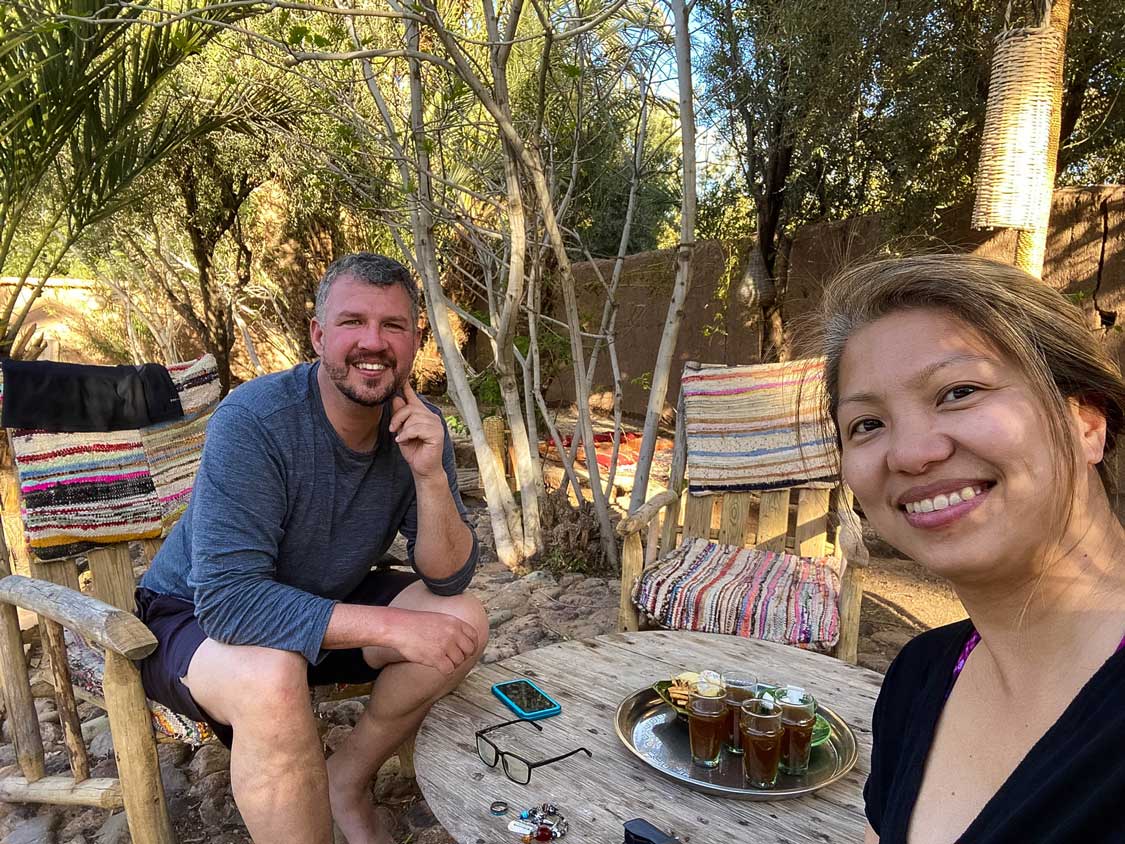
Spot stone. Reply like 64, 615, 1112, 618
63, 837, 89, 844
485, 589, 530, 613
198, 794, 237, 828
487, 609, 513, 628
59, 808, 102, 841
519, 570, 556, 588
3, 813, 58, 844
557, 573, 583, 589
90, 757, 117, 779
76, 703, 101, 721
188, 769, 232, 804
557, 593, 594, 608
37, 707, 60, 725
88, 728, 113, 760
494, 614, 541, 635
481, 642, 519, 664
403, 800, 437, 830
322, 724, 352, 754
79, 716, 109, 744
44, 750, 69, 776
159, 757, 190, 797
0, 745, 15, 768
38, 722, 60, 747
189, 742, 231, 780
34, 699, 55, 718
574, 576, 610, 594
321, 699, 365, 727
514, 628, 546, 650
157, 741, 191, 768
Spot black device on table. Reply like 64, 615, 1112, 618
624, 818, 681, 844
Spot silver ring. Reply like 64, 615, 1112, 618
489, 800, 509, 816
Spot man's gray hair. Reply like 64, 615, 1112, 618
314, 253, 420, 323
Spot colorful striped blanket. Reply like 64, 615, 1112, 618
682, 359, 838, 495
65, 629, 214, 745
633, 537, 841, 649
7, 356, 220, 561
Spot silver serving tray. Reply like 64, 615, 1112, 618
614, 686, 858, 800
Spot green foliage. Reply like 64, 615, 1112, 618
630, 371, 653, 390
471, 371, 503, 409
0, 0, 264, 355
696, 0, 1125, 254
444, 413, 469, 435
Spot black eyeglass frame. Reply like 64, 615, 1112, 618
474, 718, 593, 785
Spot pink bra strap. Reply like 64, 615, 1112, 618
952, 628, 1125, 688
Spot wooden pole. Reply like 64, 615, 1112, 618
41, 620, 90, 781
88, 545, 137, 612
0, 775, 123, 808
0, 529, 45, 781
618, 533, 644, 632
101, 651, 174, 844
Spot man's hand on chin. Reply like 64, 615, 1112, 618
389, 382, 444, 480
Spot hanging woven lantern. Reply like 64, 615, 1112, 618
972, 26, 1064, 231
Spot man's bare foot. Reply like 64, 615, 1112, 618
328, 779, 395, 844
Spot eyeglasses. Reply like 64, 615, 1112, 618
474, 718, 592, 785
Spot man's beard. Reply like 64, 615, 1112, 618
323, 353, 405, 407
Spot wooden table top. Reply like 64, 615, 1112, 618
416, 630, 883, 843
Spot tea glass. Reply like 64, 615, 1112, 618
723, 674, 758, 753
775, 686, 817, 776
687, 688, 726, 768
739, 697, 783, 788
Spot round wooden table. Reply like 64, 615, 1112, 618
416, 630, 882, 843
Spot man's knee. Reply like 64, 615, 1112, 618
435, 592, 489, 657
185, 641, 310, 726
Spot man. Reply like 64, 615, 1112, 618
138, 253, 488, 844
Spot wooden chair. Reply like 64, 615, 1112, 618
616, 360, 869, 663
0, 531, 175, 843
0, 356, 415, 841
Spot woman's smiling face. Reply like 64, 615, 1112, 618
836, 307, 1079, 584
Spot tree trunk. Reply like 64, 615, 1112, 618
628, 0, 697, 515
402, 14, 525, 570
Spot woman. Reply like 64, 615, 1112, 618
806, 255, 1125, 843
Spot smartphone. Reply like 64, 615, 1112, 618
491, 679, 561, 720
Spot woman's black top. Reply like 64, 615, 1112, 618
865, 618, 1125, 843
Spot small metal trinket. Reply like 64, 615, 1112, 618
490, 800, 509, 816
514, 803, 567, 839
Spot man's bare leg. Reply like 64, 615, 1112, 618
181, 643, 334, 843
326, 583, 489, 844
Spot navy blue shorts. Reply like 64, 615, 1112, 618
135, 569, 421, 747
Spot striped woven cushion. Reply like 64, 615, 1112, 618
65, 629, 214, 745
633, 538, 841, 649
682, 359, 838, 494
8, 356, 220, 561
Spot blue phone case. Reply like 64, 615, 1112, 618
491, 679, 561, 720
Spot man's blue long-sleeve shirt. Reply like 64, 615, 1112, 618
141, 362, 479, 663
